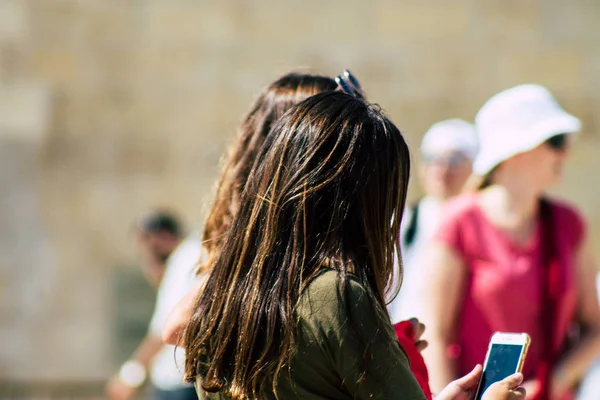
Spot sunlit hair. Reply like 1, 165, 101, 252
184, 92, 411, 399
198, 73, 339, 275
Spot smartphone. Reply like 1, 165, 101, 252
474, 332, 530, 400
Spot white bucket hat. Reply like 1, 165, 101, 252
473, 84, 581, 175
420, 119, 479, 160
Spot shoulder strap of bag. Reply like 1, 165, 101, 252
537, 197, 561, 400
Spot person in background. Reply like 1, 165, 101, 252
182, 91, 525, 400
387, 119, 478, 324
422, 84, 600, 400
106, 211, 200, 400
134, 212, 182, 290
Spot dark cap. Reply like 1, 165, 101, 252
136, 210, 183, 237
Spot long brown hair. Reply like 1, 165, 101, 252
184, 92, 411, 398
199, 73, 338, 274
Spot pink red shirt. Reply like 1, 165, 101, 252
434, 195, 585, 379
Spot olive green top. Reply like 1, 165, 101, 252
195, 270, 427, 399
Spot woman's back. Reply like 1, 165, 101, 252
196, 270, 426, 399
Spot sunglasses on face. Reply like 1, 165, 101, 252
335, 70, 364, 98
545, 134, 569, 151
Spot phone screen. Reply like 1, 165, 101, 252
475, 343, 524, 400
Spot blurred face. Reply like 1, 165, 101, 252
501, 134, 571, 190
420, 150, 473, 200
136, 231, 177, 264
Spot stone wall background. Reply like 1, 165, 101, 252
1, 0, 599, 381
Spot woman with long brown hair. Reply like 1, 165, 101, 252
161, 72, 348, 344
182, 91, 525, 399
199, 73, 344, 276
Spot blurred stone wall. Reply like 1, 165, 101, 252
1, 0, 599, 380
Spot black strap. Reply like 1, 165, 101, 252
403, 199, 421, 249
538, 197, 557, 400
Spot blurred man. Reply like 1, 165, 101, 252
135, 212, 182, 289
106, 211, 200, 400
387, 119, 478, 324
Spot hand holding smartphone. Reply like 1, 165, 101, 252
474, 332, 530, 400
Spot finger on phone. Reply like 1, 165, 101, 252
454, 364, 483, 390
513, 386, 526, 397
501, 372, 524, 389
